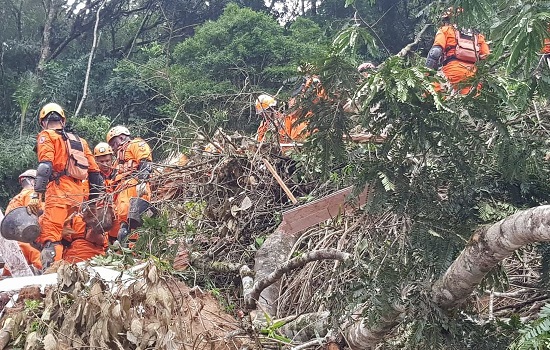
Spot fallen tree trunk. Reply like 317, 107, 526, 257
344, 205, 550, 349
432, 205, 550, 309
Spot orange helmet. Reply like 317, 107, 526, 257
18, 169, 37, 181
93, 142, 114, 157
255, 94, 277, 114
39, 103, 66, 122
106, 125, 131, 143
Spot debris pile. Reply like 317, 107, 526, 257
1, 262, 248, 350
149, 132, 332, 268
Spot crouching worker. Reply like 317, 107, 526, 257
62, 204, 113, 263
3, 169, 43, 275
27, 103, 104, 270
93, 142, 118, 243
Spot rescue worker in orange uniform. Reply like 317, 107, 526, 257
27, 103, 104, 269
93, 142, 118, 243
425, 7, 490, 95
256, 94, 309, 147
540, 25, 550, 70
6, 170, 38, 213
4, 169, 42, 274
62, 212, 108, 263
106, 126, 152, 246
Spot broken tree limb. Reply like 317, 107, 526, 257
245, 249, 351, 309
343, 304, 405, 350
432, 205, 550, 309
0, 318, 14, 349
240, 265, 255, 299
189, 252, 242, 273
396, 24, 431, 58
343, 205, 550, 349
262, 158, 298, 204
280, 311, 331, 341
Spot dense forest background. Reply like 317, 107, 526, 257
0, 0, 439, 205
4, 0, 550, 348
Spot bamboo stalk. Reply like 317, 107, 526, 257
262, 158, 298, 204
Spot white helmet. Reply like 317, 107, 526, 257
255, 94, 277, 114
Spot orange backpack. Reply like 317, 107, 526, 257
454, 29, 479, 63
65, 133, 89, 180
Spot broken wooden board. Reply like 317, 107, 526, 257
278, 186, 370, 236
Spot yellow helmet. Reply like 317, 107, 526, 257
39, 103, 66, 122
18, 169, 37, 181
255, 94, 277, 114
106, 125, 131, 143
93, 142, 114, 157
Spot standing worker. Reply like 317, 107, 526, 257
425, 7, 490, 95
27, 103, 104, 269
106, 126, 153, 246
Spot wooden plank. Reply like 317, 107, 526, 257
262, 158, 298, 204
278, 186, 370, 235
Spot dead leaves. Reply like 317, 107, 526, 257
3, 261, 246, 350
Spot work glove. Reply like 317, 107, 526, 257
27, 193, 42, 216
117, 222, 130, 247
40, 241, 57, 271
136, 182, 147, 198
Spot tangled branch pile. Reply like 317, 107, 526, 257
149, 132, 334, 269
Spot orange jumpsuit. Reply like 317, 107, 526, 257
256, 110, 309, 145
63, 214, 107, 263
432, 25, 490, 95
5, 188, 34, 213
4, 188, 42, 274
36, 129, 100, 261
110, 138, 152, 237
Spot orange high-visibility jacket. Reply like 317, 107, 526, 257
432, 25, 490, 94
36, 129, 100, 253
110, 138, 152, 234
256, 111, 309, 144
63, 214, 107, 263
5, 188, 34, 213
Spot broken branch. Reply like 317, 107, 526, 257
245, 248, 351, 309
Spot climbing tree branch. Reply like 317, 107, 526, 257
396, 24, 431, 58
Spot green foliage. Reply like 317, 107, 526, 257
490, 1, 550, 76
0, 135, 36, 208
332, 25, 377, 56
509, 304, 550, 350
132, 213, 180, 261
13, 71, 39, 138
68, 115, 111, 147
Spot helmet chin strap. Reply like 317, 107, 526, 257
42, 119, 65, 130
42, 112, 65, 130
